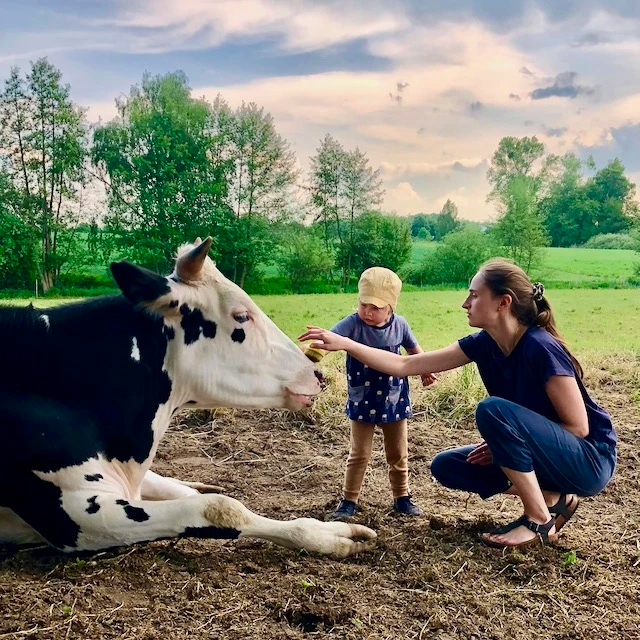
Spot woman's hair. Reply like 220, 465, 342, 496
478, 258, 583, 378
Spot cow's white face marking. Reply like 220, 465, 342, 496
131, 337, 140, 362
159, 244, 322, 411
41, 314, 50, 329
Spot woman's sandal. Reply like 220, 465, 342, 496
481, 514, 558, 549
549, 494, 580, 532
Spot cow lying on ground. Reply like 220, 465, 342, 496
0, 238, 376, 559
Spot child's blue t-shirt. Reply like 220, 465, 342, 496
458, 326, 616, 449
331, 313, 418, 423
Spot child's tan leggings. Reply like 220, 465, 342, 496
343, 419, 409, 502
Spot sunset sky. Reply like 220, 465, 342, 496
2, 0, 639, 220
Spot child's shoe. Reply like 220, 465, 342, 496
330, 498, 357, 521
394, 495, 423, 517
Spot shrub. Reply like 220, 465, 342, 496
0, 212, 39, 289
408, 226, 492, 286
276, 233, 335, 293
583, 233, 640, 250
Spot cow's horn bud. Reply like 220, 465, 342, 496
176, 236, 212, 281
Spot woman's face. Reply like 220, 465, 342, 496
461, 272, 501, 328
357, 301, 392, 327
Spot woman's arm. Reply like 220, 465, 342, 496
545, 375, 589, 438
406, 344, 437, 386
298, 326, 471, 376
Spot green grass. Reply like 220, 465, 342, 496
408, 241, 639, 287
531, 247, 638, 284
257, 288, 640, 353
4, 288, 639, 353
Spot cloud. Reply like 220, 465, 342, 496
530, 72, 596, 100
577, 122, 640, 172
380, 158, 487, 179
384, 181, 425, 214
520, 66, 534, 76
541, 125, 568, 137
469, 101, 483, 112
509, 93, 521, 101
570, 32, 614, 47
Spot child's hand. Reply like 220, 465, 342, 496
420, 372, 437, 387
466, 442, 493, 465
298, 326, 347, 352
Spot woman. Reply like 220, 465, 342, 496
298, 258, 617, 548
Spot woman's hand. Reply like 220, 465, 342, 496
466, 441, 493, 465
298, 326, 348, 352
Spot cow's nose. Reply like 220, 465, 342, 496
314, 369, 327, 390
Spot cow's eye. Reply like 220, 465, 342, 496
233, 312, 250, 324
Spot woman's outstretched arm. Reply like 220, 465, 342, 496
298, 326, 471, 377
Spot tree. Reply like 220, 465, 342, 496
308, 134, 346, 252
486, 136, 545, 204
435, 199, 460, 239
308, 136, 385, 284
493, 175, 548, 271
585, 158, 638, 236
0, 59, 88, 291
336, 211, 411, 277
540, 156, 638, 246
226, 102, 297, 286
92, 72, 234, 273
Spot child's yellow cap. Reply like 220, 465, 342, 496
358, 267, 402, 311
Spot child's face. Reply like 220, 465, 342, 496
357, 301, 392, 327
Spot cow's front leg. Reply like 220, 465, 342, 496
32, 492, 378, 558
141, 470, 223, 500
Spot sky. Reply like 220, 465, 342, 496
2, 0, 640, 221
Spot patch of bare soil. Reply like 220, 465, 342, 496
1, 358, 639, 640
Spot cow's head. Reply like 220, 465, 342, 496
110, 238, 323, 410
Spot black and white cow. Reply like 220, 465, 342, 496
0, 238, 376, 558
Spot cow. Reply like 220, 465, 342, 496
0, 238, 376, 559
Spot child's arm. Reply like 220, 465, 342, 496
405, 345, 437, 387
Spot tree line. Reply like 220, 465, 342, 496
1, 60, 638, 294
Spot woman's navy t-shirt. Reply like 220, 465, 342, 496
458, 326, 616, 449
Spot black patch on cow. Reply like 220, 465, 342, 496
85, 473, 103, 482
125, 505, 150, 522
231, 328, 246, 343
168, 300, 179, 308
181, 526, 240, 540
180, 304, 217, 345
186, 400, 197, 405
116, 499, 150, 522
0, 294, 173, 471
0, 468, 81, 549
163, 325, 175, 341
86, 496, 100, 514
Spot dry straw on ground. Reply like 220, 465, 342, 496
1, 354, 639, 639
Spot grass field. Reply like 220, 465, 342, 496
6, 289, 639, 353
409, 241, 638, 286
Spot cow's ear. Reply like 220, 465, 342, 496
110, 261, 171, 306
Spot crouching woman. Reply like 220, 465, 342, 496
299, 258, 616, 548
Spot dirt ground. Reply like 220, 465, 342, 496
1, 357, 639, 640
